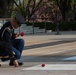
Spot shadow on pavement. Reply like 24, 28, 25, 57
24, 40, 76, 50
21, 55, 76, 62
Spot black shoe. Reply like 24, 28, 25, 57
9, 61, 23, 66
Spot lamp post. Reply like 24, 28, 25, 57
55, 9, 60, 35
74, 0, 76, 20
44, 17, 47, 33
56, 22, 60, 35
31, 16, 35, 34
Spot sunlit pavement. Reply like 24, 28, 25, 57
1, 31, 76, 75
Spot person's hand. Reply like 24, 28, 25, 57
13, 60, 19, 67
14, 33, 19, 38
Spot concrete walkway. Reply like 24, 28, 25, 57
0, 31, 76, 75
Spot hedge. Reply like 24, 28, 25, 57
26, 20, 76, 31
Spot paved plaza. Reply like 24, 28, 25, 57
0, 31, 76, 75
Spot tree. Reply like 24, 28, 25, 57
13, 0, 48, 21
13, 0, 57, 22
0, 0, 14, 18
54, 0, 73, 21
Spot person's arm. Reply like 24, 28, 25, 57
3, 28, 19, 67
11, 29, 19, 40
3, 29, 15, 57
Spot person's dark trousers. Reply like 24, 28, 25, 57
11, 39, 24, 59
1, 39, 24, 61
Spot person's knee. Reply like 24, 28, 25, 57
15, 52, 21, 59
20, 39, 25, 45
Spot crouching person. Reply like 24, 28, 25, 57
0, 12, 25, 67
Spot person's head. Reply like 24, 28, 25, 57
11, 12, 25, 29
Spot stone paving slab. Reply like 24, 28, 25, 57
1, 32, 76, 75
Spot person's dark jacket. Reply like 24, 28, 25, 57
0, 21, 16, 62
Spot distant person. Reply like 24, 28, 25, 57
0, 12, 25, 67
